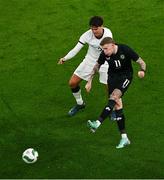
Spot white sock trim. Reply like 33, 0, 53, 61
96, 120, 101, 127
121, 133, 127, 139
73, 89, 83, 105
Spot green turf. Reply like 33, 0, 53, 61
0, 0, 164, 178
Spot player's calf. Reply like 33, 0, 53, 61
115, 109, 130, 149
87, 99, 116, 132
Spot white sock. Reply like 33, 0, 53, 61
96, 120, 101, 127
73, 89, 83, 105
121, 133, 128, 139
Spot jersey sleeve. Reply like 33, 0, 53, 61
64, 42, 84, 60
125, 45, 139, 61
79, 31, 88, 45
106, 28, 113, 39
97, 51, 106, 65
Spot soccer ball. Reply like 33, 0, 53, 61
22, 148, 38, 164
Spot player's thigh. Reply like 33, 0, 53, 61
69, 74, 82, 84
107, 77, 118, 96
119, 76, 133, 95
73, 61, 94, 81
108, 75, 132, 96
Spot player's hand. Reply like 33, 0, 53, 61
85, 80, 92, 93
138, 71, 145, 78
58, 58, 65, 64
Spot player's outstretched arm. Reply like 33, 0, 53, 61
136, 57, 146, 78
57, 42, 84, 65
85, 63, 100, 92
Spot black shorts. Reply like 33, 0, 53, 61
107, 74, 133, 96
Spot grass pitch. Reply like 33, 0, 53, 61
0, 0, 164, 178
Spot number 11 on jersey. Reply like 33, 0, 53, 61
114, 60, 121, 68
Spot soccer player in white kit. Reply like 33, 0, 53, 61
58, 16, 113, 116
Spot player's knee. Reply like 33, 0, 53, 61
110, 93, 119, 102
69, 79, 78, 88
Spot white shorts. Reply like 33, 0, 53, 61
74, 60, 108, 84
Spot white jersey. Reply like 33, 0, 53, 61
64, 27, 113, 67
79, 27, 113, 66
63, 27, 113, 84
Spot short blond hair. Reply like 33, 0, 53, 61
100, 37, 115, 46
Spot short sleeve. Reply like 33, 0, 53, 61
124, 45, 139, 61
97, 51, 106, 65
79, 31, 88, 45
105, 28, 113, 39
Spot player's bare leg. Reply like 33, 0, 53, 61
87, 88, 130, 148
69, 74, 82, 89
87, 88, 121, 131
114, 98, 130, 148
68, 74, 85, 116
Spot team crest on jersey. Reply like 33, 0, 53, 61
120, 54, 125, 59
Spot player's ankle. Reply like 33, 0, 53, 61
96, 120, 101, 127
121, 133, 128, 139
